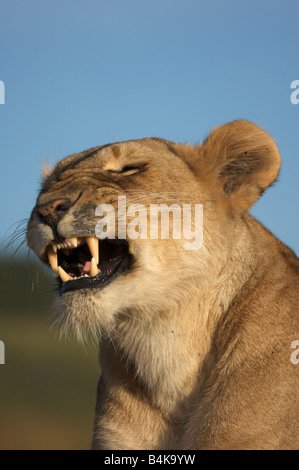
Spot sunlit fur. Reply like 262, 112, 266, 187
27, 120, 299, 450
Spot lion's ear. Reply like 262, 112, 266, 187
200, 120, 281, 213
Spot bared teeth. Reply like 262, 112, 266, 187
58, 266, 72, 282
90, 257, 100, 277
51, 243, 57, 253
50, 237, 78, 253
47, 236, 100, 282
69, 237, 78, 248
86, 236, 99, 264
47, 248, 58, 274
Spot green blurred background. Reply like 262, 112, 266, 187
0, 253, 100, 450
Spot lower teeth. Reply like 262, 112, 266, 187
72, 274, 90, 280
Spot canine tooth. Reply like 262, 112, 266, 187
58, 266, 72, 282
90, 257, 99, 277
51, 243, 57, 253
47, 248, 58, 274
70, 237, 78, 248
86, 236, 99, 264
66, 242, 72, 247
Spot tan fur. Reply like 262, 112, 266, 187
27, 120, 299, 450
41, 161, 54, 179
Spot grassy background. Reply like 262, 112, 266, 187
0, 257, 100, 450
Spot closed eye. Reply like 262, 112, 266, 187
107, 164, 146, 176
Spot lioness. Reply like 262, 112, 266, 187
27, 120, 299, 450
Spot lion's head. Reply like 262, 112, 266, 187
27, 120, 281, 337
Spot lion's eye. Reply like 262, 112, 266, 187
108, 164, 145, 176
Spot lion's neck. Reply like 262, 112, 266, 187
101, 298, 215, 416
100, 216, 258, 418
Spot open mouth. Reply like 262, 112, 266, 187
46, 236, 131, 294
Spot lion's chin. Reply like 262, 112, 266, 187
54, 288, 119, 340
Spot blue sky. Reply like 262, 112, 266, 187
0, 0, 298, 256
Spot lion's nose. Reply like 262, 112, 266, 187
34, 198, 71, 226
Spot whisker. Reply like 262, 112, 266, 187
1, 217, 29, 257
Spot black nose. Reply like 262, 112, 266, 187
34, 198, 71, 227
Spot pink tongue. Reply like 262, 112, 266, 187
82, 261, 91, 275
